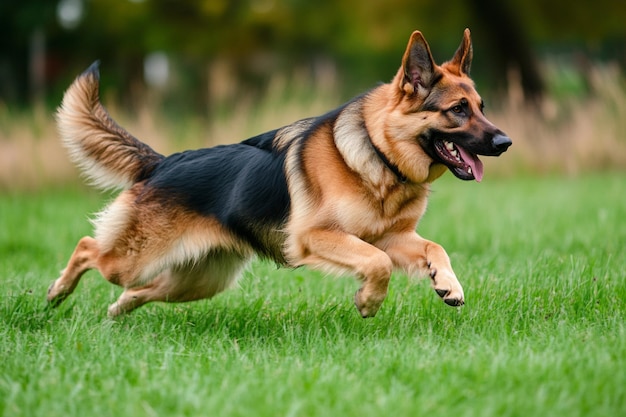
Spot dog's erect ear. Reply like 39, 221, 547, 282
450, 28, 473, 75
401, 31, 439, 95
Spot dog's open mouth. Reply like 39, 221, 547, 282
434, 140, 484, 182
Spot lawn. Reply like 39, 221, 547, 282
1, 173, 625, 417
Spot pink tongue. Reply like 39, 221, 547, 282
457, 146, 484, 182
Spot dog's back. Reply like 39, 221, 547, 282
145, 137, 291, 263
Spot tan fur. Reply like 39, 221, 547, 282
48, 29, 510, 318
49, 182, 254, 314
56, 66, 162, 190
282, 90, 462, 316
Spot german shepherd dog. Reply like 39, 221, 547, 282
48, 29, 511, 318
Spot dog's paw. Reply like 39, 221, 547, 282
428, 263, 464, 307
107, 302, 124, 318
46, 280, 69, 307
354, 287, 386, 318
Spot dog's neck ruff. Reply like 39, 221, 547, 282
369, 140, 408, 183
333, 100, 409, 185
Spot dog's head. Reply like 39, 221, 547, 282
385, 29, 511, 182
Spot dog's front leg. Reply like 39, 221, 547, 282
382, 233, 465, 306
295, 228, 393, 318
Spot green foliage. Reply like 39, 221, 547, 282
1, 174, 625, 416
2, 0, 625, 108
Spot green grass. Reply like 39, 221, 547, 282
1, 174, 625, 417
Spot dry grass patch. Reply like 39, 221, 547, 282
1, 63, 625, 190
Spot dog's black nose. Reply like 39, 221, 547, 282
492, 134, 512, 152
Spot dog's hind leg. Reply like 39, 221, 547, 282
47, 234, 146, 307
47, 236, 99, 306
106, 251, 250, 317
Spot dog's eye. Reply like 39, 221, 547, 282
449, 99, 469, 115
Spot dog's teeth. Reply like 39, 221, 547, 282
445, 141, 455, 151
451, 149, 459, 158
468, 167, 473, 175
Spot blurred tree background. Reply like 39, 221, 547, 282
0, 0, 625, 115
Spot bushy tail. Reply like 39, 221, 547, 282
57, 61, 164, 190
